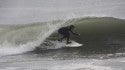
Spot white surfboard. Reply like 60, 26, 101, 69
42, 40, 83, 49
65, 41, 83, 47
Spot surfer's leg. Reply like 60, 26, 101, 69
58, 30, 67, 41
66, 33, 71, 44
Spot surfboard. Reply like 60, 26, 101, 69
65, 41, 83, 47
42, 40, 83, 49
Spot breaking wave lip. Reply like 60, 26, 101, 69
0, 30, 54, 56
0, 20, 68, 56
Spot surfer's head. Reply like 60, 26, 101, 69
69, 25, 75, 29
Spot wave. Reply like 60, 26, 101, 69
48, 17, 125, 54
0, 17, 125, 56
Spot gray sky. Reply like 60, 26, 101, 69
0, 0, 125, 24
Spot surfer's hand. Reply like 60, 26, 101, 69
76, 34, 80, 38
77, 34, 80, 36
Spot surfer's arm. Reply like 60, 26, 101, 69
70, 30, 80, 36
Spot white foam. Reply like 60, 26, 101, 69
41, 40, 66, 49
52, 62, 115, 70
41, 40, 83, 50
0, 22, 63, 56
65, 41, 83, 47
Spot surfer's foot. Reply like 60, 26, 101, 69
67, 41, 72, 44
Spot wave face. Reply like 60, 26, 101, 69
73, 17, 125, 54
48, 17, 125, 54
0, 17, 125, 56
72, 17, 125, 42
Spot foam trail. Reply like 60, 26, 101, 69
52, 61, 117, 70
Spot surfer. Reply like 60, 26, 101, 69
58, 25, 80, 44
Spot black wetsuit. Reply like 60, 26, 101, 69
58, 26, 78, 43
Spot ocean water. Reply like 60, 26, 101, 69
0, 0, 125, 70
0, 52, 125, 70
0, 17, 125, 70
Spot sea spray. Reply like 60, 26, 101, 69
0, 21, 67, 56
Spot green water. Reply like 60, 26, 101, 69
49, 17, 125, 54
